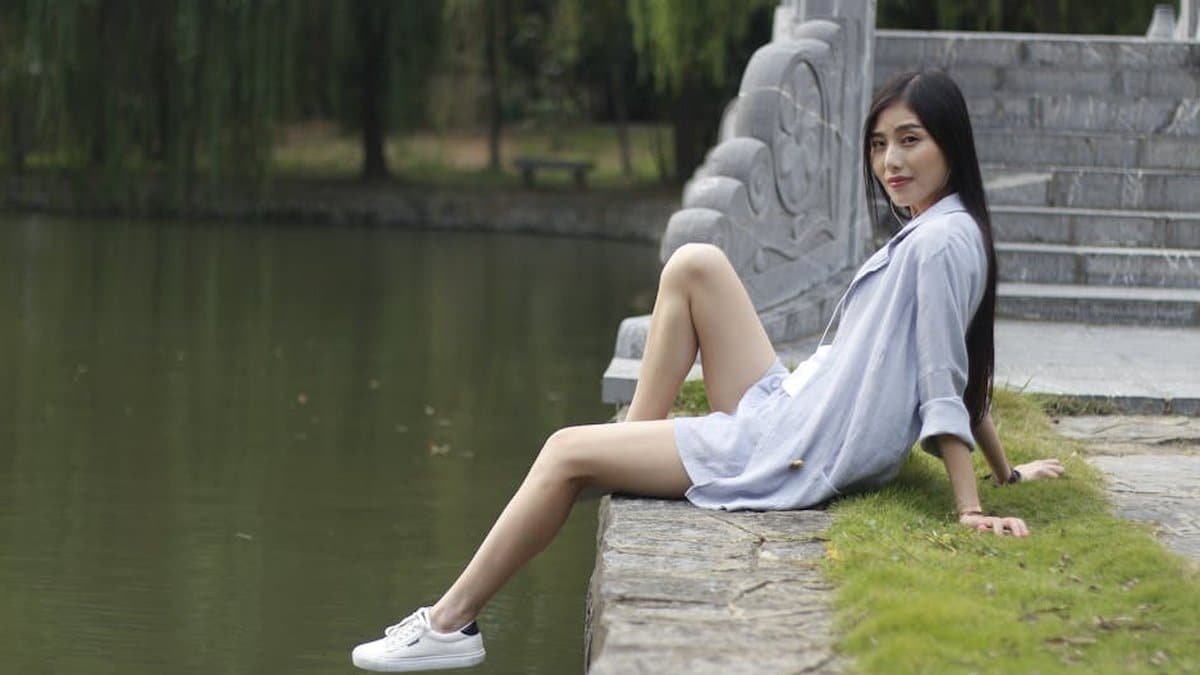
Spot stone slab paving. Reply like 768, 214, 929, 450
1055, 416, 1200, 563
586, 497, 840, 674
993, 320, 1200, 414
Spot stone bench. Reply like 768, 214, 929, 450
512, 156, 595, 189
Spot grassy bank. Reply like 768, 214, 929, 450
672, 383, 1200, 673
272, 121, 671, 189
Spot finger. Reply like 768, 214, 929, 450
993, 519, 1004, 536
1010, 518, 1029, 537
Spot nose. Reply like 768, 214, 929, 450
883, 143, 903, 172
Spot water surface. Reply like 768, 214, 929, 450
0, 214, 660, 674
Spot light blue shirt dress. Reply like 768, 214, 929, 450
676, 193, 988, 511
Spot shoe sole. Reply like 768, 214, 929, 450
353, 648, 486, 672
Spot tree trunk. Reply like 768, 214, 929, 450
358, 3, 390, 180
152, 13, 172, 162
90, 0, 113, 166
10, 98, 26, 174
484, 0, 502, 172
610, 67, 632, 178
671, 85, 719, 184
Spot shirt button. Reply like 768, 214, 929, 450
788, 459, 805, 471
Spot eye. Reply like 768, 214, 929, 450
901, 134, 920, 145
869, 138, 886, 151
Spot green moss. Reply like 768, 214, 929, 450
665, 387, 1200, 671
1029, 393, 1120, 417
671, 378, 711, 417
823, 388, 1200, 673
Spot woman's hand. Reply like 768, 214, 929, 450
1013, 458, 1066, 481
959, 512, 1029, 537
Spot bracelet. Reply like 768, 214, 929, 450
984, 468, 1022, 486
958, 507, 984, 518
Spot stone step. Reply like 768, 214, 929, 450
967, 94, 1200, 136
984, 167, 1200, 211
991, 205, 1200, 249
996, 242, 1200, 288
997, 282, 1200, 326
975, 130, 1200, 170
876, 61, 1200, 98
877, 30, 1199, 72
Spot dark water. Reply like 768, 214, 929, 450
0, 214, 661, 674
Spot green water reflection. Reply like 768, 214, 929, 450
0, 214, 661, 674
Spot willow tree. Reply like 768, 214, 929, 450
550, 0, 638, 177
877, 0, 1164, 34
14, 0, 298, 193
296, 0, 442, 180
628, 0, 774, 183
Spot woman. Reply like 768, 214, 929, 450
350, 70, 1065, 672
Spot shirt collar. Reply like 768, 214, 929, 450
888, 193, 967, 250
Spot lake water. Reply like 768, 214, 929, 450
0, 213, 661, 674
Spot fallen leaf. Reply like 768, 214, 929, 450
368, 379, 380, 390
235, 532, 254, 541
429, 443, 450, 456
424, 405, 435, 416
395, 425, 409, 433
297, 393, 309, 405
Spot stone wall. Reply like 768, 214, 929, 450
0, 173, 677, 244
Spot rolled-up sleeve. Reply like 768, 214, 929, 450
913, 239, 980, 457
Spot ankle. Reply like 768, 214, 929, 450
428, 602, 475, 633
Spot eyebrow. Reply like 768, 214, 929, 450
873, 122, 924, 137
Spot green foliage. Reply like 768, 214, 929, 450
627, 0, 773, 95
878, 0, 1165, 34
672, 378, 711, 417
825, 388, 1200, 673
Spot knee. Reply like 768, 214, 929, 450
532, 426, 590, 484
661, 243, 729, 291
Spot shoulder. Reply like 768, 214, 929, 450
906, 209, 980, 256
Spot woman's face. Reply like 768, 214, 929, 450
869, 102, 950, 217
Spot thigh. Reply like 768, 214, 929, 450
545, 420, 692, 498
674, 245, 777, 412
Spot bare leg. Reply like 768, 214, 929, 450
627, 243, 777, 420
427, 421, 688, 632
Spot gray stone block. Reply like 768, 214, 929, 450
991, 206, 1200, 249
874, 31, 1022, 67
1046, 169, 1200, 211
586, 497, 840, 674
1002, 67, 1119, 95
1143, 136, 1200, 170
876, 31, 1199, 70
1119, 68, 1200, 98
996, 243, 1200, 288
998, 283, 1200, 326
984, 171, 1051, 206
966, 95, 1198, 135
975, 131, 1142, 168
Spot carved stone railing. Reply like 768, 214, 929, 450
602, 0, 876, 404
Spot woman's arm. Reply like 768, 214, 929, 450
937, 434, 1029, 537
973, 413, 1014, 483
974, 413, 1067, 483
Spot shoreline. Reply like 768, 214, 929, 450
1, 172, 678, 245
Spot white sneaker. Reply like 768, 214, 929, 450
351, 607, 486, 672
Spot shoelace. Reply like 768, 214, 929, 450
383, 607, 431, 646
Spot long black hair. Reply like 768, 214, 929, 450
861, 70, 997, 426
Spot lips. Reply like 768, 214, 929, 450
886, 176, 912, 188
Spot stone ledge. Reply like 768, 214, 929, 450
585, 496, 841, 674
1, 174, 678, 244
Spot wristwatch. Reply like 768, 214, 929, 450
1004, 468, 1022, 485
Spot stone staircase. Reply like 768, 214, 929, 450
875, 30, 1200, 326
